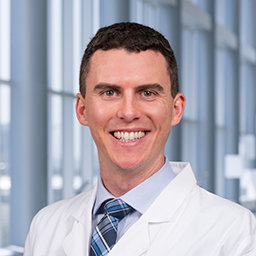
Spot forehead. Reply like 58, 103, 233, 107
90, 48, 167, 67
87, 49, 170, 86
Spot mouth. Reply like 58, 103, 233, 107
112, 131, 146, 142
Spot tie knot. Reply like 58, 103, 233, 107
104, 198, 132, 220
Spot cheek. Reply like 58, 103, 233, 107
148, 102, 172, 128
86, 102, 112, 128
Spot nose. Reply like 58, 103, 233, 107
117, 94, 141, 122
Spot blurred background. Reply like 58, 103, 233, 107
0, 0, 256, 254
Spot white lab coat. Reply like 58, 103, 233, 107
24, 162, 256, 256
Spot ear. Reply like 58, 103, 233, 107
76, 93, 88, 126
171, 93, 186, 126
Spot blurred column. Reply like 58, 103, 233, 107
197, 2, 216, 193
158, 2, 183, 161
197, 30, 215, 193
224, 49, 240, 202
100, 0, 130, 27
10, 0, 47, 246
224, 0, 240, 202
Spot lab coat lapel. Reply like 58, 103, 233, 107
62, 221, 89, 256
109, 162, 196, 256
109, 219, 150, 256
147, 162, 197, 222
62, 185, 97, 256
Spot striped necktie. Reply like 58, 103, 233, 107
90, 198, 132, 256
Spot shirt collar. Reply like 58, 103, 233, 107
92, 156, 175, 216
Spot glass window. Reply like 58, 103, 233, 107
181, 27, 199, 174
47, 0, 100, 204
188, 0, 212, 13
48, 0, 63, 92
216, 0, 238, 34
240, 62, 255, 134
241, 0, 256, 47
0, 0, 10, 247
215, 47, 228, 197
215, 48, 226, 128
48, 94, 63, 202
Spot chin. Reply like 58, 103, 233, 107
113, 157, 145, 172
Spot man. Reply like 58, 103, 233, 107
24, 22, 256, 256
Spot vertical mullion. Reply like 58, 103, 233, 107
63, 96, 74, 198
73, 0, 82, 94
80, 0, 96, 191
62, 0, 74, 199
48, 0, 63, 92
47, 0, 64, 203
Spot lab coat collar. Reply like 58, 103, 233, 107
144, 162, 196, 223
62, 184, 97, 256
109, 162, 196, 256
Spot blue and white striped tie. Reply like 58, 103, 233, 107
90, 198, 132, 256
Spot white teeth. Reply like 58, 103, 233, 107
113, 131, 146, 142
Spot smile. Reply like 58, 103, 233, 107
113, 131, 146, 142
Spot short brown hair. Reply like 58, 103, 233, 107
79, 22, 179, 98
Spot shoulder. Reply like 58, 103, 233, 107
195, 187, 256, 253
170, 161, 255, 223
193, 186, 256, 233
32, 188, 95, 228
24, 188, 96, 255
197, 185, 253, 215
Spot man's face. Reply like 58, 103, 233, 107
76, 49, 185, 176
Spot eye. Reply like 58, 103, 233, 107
104, 90, 115, 96
143, 90, 154, 97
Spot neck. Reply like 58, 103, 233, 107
99, 156, 165, 197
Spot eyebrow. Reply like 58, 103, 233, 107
93, 83, 121, 91
93, 83, 164, 92
136, 83, 164, 92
